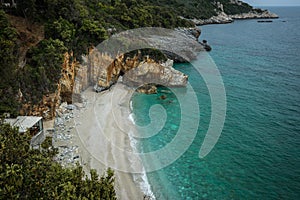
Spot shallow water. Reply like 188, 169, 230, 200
132, 7, 300, 199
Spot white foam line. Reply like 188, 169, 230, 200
128, 113, 136, 125
128, 130, 156, 200
130, 100, 133, 111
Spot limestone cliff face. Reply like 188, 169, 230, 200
19, 52, 77, 120
74, 49, 188, 94
73, 28, 203, 93
74, 50, 117, 93
123, 59, 187, 87
74, 50, 137, 91
60, 52, 77, 102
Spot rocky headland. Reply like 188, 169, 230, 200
229, 10, 279, 20
187, 0, 279, 26
190, 9, 278, 25
72, 27, 204, 96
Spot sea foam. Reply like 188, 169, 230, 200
128, 129, 156, 199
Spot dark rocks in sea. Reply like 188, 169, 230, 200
199, 40, 212, 51
136, 84, 157, 94
177, 27, 202, 40
160, 95, 167, 100
257, 20, 273, 23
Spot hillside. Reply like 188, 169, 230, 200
0, 0, 273, 117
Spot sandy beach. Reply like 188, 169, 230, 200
64, 81, 151, 200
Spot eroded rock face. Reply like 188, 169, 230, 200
73, 28, 202, 94
123, 59, 188, 88
74, 50, 188, 95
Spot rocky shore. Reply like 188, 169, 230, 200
189, 9, 278, 26
229, 10, 279, 20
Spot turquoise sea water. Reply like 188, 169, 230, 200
131, 7, 300, 199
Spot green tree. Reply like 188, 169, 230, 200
16, 38, 67, 104
0, 121, 117, 199
0, 10, 19, 116
45, 17, 76, 49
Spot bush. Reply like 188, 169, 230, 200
0, 122, 117, 199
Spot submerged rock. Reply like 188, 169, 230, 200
160, 95, 167, 100
136, 84, 157, 94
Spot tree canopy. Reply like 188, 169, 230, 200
0, 10, 19, 116
0, 121, 116, 199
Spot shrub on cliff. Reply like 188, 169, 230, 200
218, 0, 253, 15
0, 121, 116, 199
18, 39, 67, 104
0, 10, 19, 116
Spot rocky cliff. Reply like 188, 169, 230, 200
19, 52, 77, 120
72, 28, 204, 95
123, 59, 187, 88
74, 51, 188, 95
18, 27, 202, 118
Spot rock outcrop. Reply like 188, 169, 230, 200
191, 9, 278, 26
73, 28, 205, 94
123, 59, 188, 88
229, 10, 279, 19
74, 50, 188, 95
136, 84, 158, 94
99, 27, 205, 63
184, 0, 279, 26
143, 28, 205, 62
189, 12, 233, 25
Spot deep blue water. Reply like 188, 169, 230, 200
132, 7, 300, 199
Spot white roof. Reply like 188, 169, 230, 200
5, 116, 42, 133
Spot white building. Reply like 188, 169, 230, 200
5, 116, 45, 147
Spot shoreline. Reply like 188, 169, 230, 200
62, 82, 154, 199
189, 10, 279, 26
50, 8, 279, 198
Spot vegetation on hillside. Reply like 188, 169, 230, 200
218, 0, 255, 15
0, 0, 195, 117
147, 0, 218, 19
0, 1, 261, 198
0, 10, 19, 116
0, 0, 259, 117
0, 121, 116, 199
